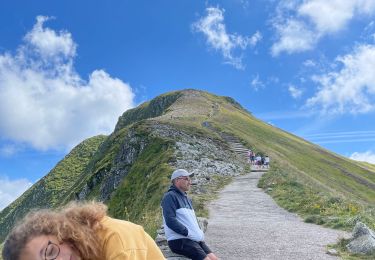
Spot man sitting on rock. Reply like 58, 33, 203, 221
161, 169, 218, 260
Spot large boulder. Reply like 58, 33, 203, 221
346, 222, 375, 255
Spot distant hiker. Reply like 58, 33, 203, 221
161, 169, 218, 260
247, 149, 252, 163
2, 201, 165, 260
264, 156, 270, 168
256, 154, 262, 167
250, 151, 255, 165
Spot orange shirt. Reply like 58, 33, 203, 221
97, 216, 166, 260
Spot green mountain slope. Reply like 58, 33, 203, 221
1, 89, 374, 250
0, 135, 106, 241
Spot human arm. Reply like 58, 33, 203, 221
144, 231, 166, 259
161, 193, 188, 236
102, 230, 165, 260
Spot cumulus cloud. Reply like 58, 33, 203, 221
271, 19, 318, 55
350, 150, 375, 163
306, 44, 375, 114
0, 16, 135, 150
0, 176, 32, 210
192, 7, 262, 69
288, 84, 303, 98
300, 0, 375, 33
271, 0, 375, 55
24, 16, 76, 62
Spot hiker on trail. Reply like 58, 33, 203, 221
2, 201, 165, 260
256, 154, 262, 166
161, 169, 218, 260
250, 151, 255, 165
264, 155, 270, 168
247, 149, 252, 163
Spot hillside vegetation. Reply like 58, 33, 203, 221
1, 89, 374, 259
155, 91, 375, 230
0, 135, 106, 242
203, 94, 375, 230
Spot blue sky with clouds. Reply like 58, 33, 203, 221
1, 0, 375, 210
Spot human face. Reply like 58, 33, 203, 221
19, 235, 80, 260
175, 176, 192, 192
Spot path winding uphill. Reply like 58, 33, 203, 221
204, 172, 349, 260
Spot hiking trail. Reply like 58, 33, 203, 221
204, 171, 349, 260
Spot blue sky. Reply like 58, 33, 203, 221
1, 0, 375, 210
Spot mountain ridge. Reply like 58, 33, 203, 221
1, 89, 374, 254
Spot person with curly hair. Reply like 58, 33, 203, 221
2, 201, 165, 260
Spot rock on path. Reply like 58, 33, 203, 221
204, 171, 349, 260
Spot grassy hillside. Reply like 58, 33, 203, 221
204, 94, 375, 230
156, 90, 375, 230
0, 135, 107, 242
1, 89, 374, 259
107, 136, 174, 235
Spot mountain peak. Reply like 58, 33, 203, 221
114, 88, 246, 131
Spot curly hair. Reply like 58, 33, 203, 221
2, 201, 107, 260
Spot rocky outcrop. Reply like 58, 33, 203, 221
114, 92, 182, 131
76, 129, 149, 201
76, 120, 245, 203
347, 222, 375, 255
156, 217, 209, 260
149, 123, 245, 187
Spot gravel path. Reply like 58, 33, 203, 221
204, 171, 349, 260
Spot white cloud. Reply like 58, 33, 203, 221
0, 16, 135, 150
0, 176, 32, 210
350, 150, 375, 163
271, 0, 375, 55
306, 44, 375, 114
249, 31, 262, 46
24, 16, 76, 62
299, 0, 354, 33
300, 0, 375, 33
0, 144, 20, 157
361, 21, 375, 41
303, 59, 316, 67
288, 84, 303, 98
250, 74, 265, 90
271, 19, 317, 56
193, 7, 261, 69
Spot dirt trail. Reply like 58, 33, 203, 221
204, 171, 349, 260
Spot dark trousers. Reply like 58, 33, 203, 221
168, 238, 212, 260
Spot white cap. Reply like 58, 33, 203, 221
170, 169, 194, 181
